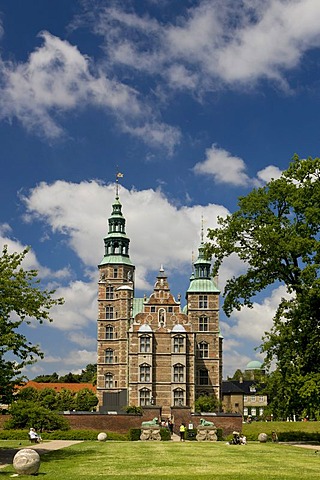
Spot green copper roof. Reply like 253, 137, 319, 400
187, 278, 219, 293
99, 255, 133, 266
132, 298, 144, 317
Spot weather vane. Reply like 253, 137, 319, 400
115, 170, 124, 197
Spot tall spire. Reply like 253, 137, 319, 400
99, 177, 133, 267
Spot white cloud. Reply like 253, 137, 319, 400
0, 225, 71, 280
89, 1, 320, 91
22, 180, 230, 289
226, 285, 291, 342
0, 31, 180, 151
193, 144, 254, 187
49, 280, 97, 331
257, 165, 282, 182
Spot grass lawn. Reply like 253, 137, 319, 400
1, 441, 319, 479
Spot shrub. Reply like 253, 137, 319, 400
160, 428, 171, 441
0, 429, 127, 441
186, 429, 197, 441
128, 428, 141, 441
216, 428, 224, 441
5, 401, 70, 431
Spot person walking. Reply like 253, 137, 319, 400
179, 423, 186, 442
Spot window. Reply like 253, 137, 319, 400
244, 395, 248, 402
173, 335, 184, 353
199, 369, 209, 385
250, 395, 256, 402
105, 373, 113, 388
259, 408, 264, 416
199, 295, 208, 308
139, 388, 151, 406
140, 335, 151, 353
106, 286, 114, 300
150, 306, 156, 313
105, 306, 114, 319
105, 325, 114, 339
113, 267, 118, 278
199, 316, 208, 331
251, 407, 256, 416
105, 348, 114, 364
168, 306, 173, 313
259, 396, 264, 402
173, 364, 184, 383
173, 388, 184, 406
140, 364, 151, 382
198, 341, 209, 359
243, 407, 248, 416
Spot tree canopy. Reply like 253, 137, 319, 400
206, 155, 320, 418
0, 246, 63, 402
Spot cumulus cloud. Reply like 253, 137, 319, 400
193, 144, 281, 187
0, 224, 71, 280
22, 180, 230, 289
86, 0, 320, 91
225, 285, 291, 342
193, 144, 254, 187
0, 31, 180, 151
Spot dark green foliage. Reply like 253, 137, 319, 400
206, 155, 320, 418
0, 246, 64, 401
32, 364, 97, 384
123, 405, 143, 414
216, 428, 223, 441
128, 428, 141, 441
160, 428, 171, 441
186, 429, 197, 441
5, 401, 69, 431
194, 394, 219, 413
0, 429, 127, 441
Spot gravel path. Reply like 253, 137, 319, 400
0, 440, 83, 469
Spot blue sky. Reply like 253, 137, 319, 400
1, 0, 319, 380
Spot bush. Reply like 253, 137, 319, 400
0, 429, 127, 441
160, 428, 171, 441
5, 401, 70, 431
186, 429, 197, 441
123, 405, 143, 415
128, 428, 141, 441
216, 428, 224, 441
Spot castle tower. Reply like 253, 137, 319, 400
97, 190, 135, 411
186, 232, 222, 402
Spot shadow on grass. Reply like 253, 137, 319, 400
0, 444, 94, 474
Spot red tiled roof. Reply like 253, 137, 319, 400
18, 381, 96, 393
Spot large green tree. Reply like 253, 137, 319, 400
0, 246, 63, 402
206, 155, 320, 418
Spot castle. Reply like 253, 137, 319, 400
97, 188, 222, 416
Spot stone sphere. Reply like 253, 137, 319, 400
97, 432, 107, 441
13, 448, 40, 475
258, 433, 268, 443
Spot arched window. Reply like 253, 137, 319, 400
105, 325, 114, 339
198, 341, 209, 358
140, 335, 151, 353
105, 373, 113, 388
173, 335, 184, 353
139, 388, 151, 406
199, 316, 208, 332
105, 306, 114, 319
173, 388, 184, 406
198, 369, 209, 385
139, 363, 151, 382
105, 348, 114, 364
173, 364, 184, 383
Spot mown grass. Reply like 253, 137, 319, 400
242, 421, 320, 442
1, 440, 319, 479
